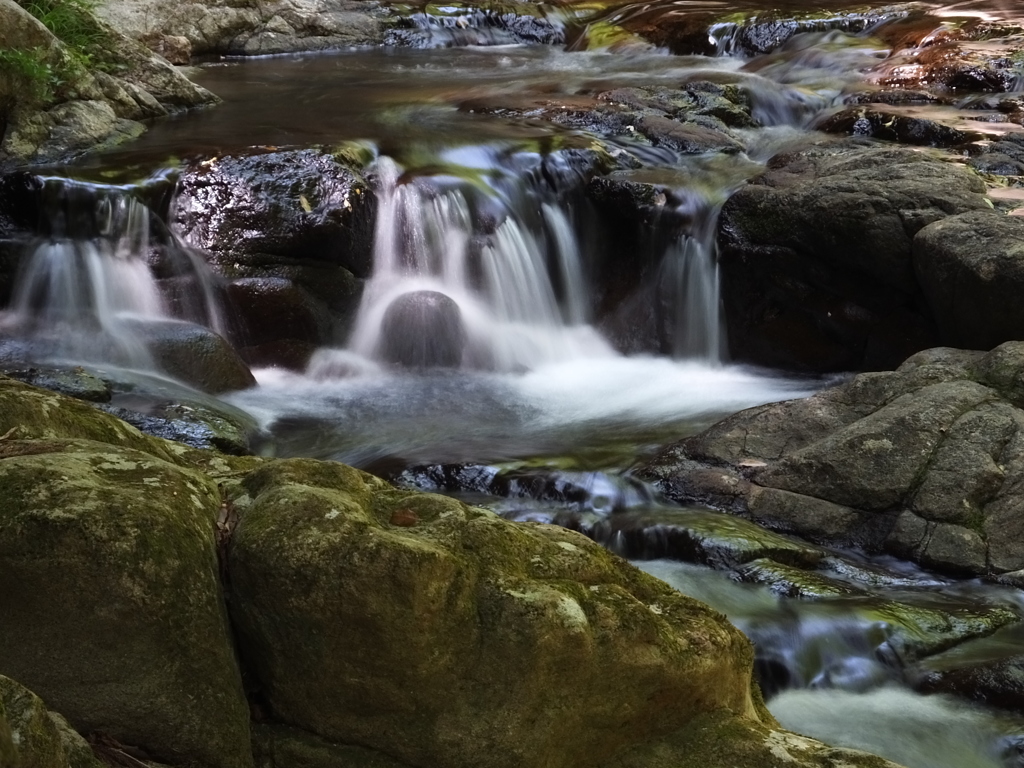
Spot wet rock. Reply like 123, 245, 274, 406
174, 149, 376, 279
916, 626, 1024, 712
573, 508, 825, 570
384, 9, 564, 48
636, 115, 744, 155
816, 107, 982, 147
226, 277, 336, 370
617, 7, 904, 57
598, 82, 756, 129
123, 318, 256, 393
229, 458, 764, 768
0, 675, 104, 768
873, 39, 1017, 95
637, 343, 1024, 576
1, 365, 111, 402
101, 401, 258, 455
718, 144, 990, 372
736, 559, 1017, 660
0, 436, 252, 768
379, 290, 467, 368
967, 153, 1024, 176
914, 211, 1024, 351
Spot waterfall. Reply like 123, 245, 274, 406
3, 176, 226, 370
340, 156, 613, 374
663, 236, 723, 362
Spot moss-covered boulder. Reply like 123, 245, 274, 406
0, 675, 104, 768
229, 459, 764, 768
0, 436, 252, 768
0, 374, 181, 460
602, 710, 904, 768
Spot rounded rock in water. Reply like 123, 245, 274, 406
379, 290, 467, 368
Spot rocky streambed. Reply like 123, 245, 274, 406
5, 0, 1024, 767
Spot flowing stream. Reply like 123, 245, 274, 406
4, 2, 1024, 765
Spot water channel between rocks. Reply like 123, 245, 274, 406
5, 3, 1024, 765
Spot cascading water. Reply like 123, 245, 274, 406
338, 154, 614, 373
2, 175, 227, 373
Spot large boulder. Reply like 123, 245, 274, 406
0, 375, 253, 768
717, 144, 991, 372
0, 0, 217, 167
0, 675, 104, 768
0, 435, 252, 768
174, 149, 376, 279
637, 343, 1024, 577
228, 458, 764, 768
913, 211, 1024, 350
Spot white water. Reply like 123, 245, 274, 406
2, 178, 227, 372
346, 155, 615, 372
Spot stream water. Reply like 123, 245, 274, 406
5, 1, 1024, 765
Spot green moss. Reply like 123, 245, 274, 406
0, 440, 252, 768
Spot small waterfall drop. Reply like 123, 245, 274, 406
341, 155, 613, 373
3, 175, 226, 371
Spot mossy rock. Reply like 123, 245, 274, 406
0, 437, 251, 768
0, 375, 182, 461
252, 723, 412, 768
0, 675, 103, 768
230, 458, 765, 768
601, 710, 905, 768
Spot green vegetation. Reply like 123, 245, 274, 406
15, 0, 123, 77
0, 47, 55, 101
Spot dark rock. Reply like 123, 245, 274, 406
816, 107, 982, 147
914, 211, 1024, 351
174, 149, 376, 279
379, 291, 467, 368
123, 318, 256, 393
226, 277, 335, 369
718, 145, 990, 372
968, 153, 1024, 176
915, 625, 1024, 713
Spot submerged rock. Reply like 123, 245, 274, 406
637, 342, 1024, 577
